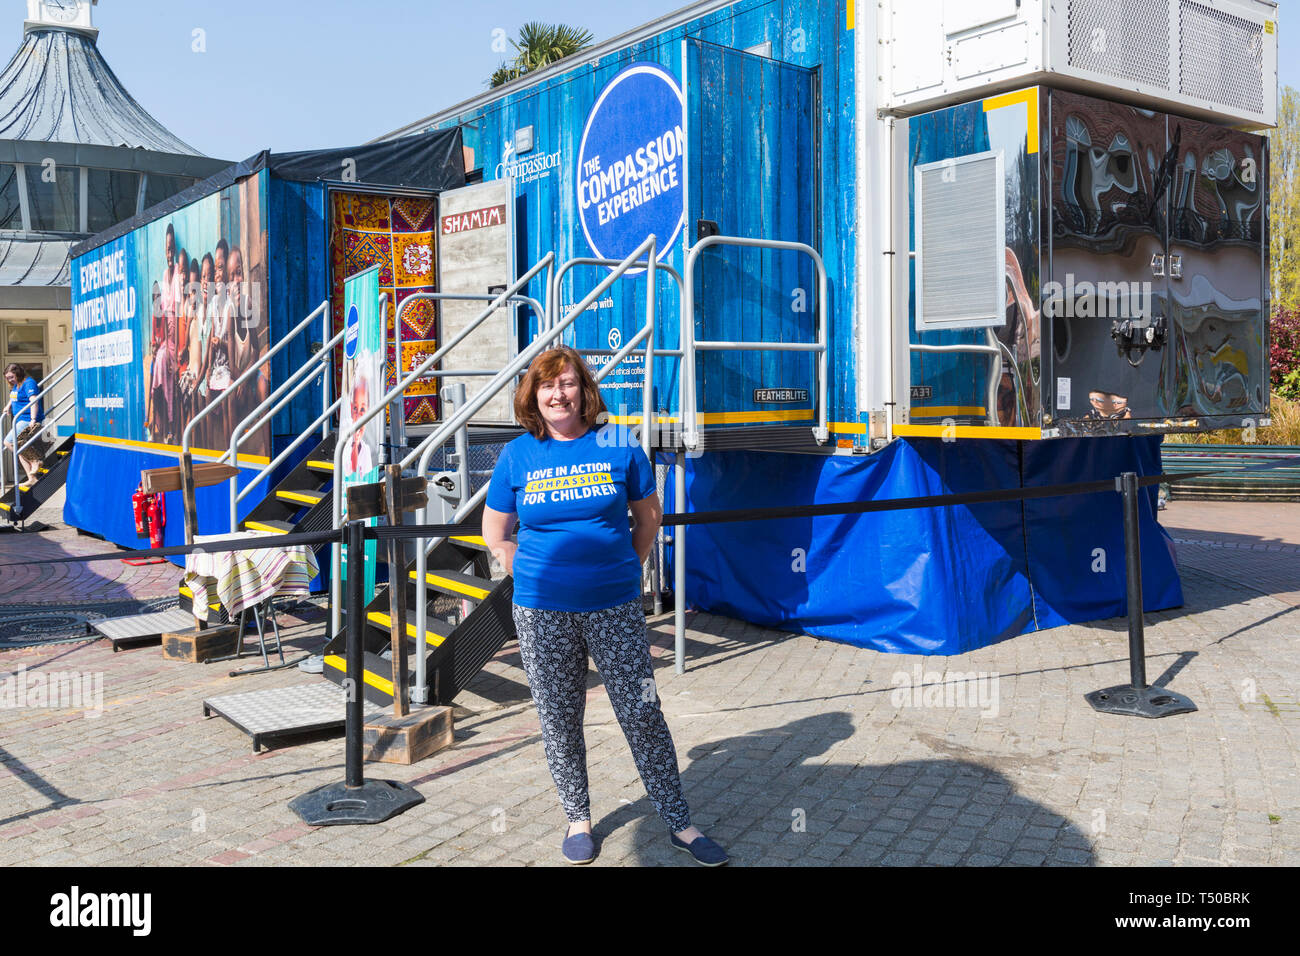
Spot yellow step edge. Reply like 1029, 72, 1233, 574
366, 612, 447, 647
451, 535, 486, 547
0, 502, 10, 511
177, 585, 222, 612
244, 520, 287, 534
323, 654, 395, 695
306, 460, 334, 471
276, 490, 323, 505
408, 571, 491, 600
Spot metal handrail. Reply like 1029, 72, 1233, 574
181, 300, 331, 461
226, 324, 345, 527
399, 291, 548, 328
328, 252, 557, 638
5, 358, 75, 510
682, 235, 829, 448
232, 395, 345, 526
397, 237, 658, 697
547, 256, 683, 333
908, 341, 1003, 427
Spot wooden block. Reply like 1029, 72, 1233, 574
363, 706, 454, 765
161, 625, 241, 663
141, 463, 240, 495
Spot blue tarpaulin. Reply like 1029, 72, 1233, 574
674, 436, 1181, 654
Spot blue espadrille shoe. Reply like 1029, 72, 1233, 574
562, 828, 595, 864
670, 832, 729, 866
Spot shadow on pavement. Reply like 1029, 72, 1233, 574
599, 712, 1095, 866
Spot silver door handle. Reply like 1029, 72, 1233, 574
1150, 254, 1165, 277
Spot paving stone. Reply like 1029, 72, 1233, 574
1, 500, 1297, 867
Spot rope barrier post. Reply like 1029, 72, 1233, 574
1085, 471, 1197, 719
289, 520, 425, 824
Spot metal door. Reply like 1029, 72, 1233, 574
684, 37, 819, 425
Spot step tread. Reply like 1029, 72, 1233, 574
276, 489, 325, 505
365, 611, 453, 646
244, 518, 294, 534
306, 460, 334, 472
323, 654, 395, 695
408, 568, 493, 600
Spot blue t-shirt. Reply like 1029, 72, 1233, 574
486, 426, 656, 612
9, 377, 41, 428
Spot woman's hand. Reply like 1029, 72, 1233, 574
629, 493, 663, 564
481, 505, 518, 576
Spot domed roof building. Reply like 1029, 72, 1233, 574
0, 0, 228, 389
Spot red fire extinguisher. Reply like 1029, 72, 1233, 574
147, 493, 166, 550
132, 485, 148, 537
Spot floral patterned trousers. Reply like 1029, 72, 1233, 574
511, 598, 692, 832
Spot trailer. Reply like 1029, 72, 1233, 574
365, 0, 1276, 655
65, 133, 465, 552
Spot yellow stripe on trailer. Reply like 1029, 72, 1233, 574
366, 612, 447, 647
276, 490, 323, 505
909, 406, 988, 419
323, 654, 394, 695
409, 571, 491, 600
894, 424, 1042, 440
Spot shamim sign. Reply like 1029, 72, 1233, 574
576, 62, 685, 267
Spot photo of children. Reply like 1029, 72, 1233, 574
140, 174, 270, 458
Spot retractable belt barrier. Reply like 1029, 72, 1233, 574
10, 457, 1300, 567
7, 455, 1294, 827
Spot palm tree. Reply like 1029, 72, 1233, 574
489, 22, 595, 88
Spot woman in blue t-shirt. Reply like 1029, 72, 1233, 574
4, 362, 48, 489
482, 345, 727, 866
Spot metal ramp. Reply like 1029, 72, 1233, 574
90, 607, 196, 652
203, 682, 383, 753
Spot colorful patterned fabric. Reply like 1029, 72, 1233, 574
330, 192, 439, 424
184, 531, 320, 621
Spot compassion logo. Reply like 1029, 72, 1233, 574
576, 62, 686, 266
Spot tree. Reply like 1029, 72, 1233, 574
489, 22, 595, 88
1271, 86, 1300, 312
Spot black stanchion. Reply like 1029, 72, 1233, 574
1085, 471, 1197, 719
289, 519, 424, 824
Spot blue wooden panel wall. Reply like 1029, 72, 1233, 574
430, 0, 859, 426
266, 178, 331, 452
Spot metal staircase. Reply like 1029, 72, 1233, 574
2, 358, 77, 527
0, 435, 75, 525
319, 501, 515, 706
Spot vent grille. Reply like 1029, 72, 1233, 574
916, 153, 1005, 331
1179, 1, 1264, 115
1067, 0, 1172, 91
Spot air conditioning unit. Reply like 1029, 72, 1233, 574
880, 0, 1278, 129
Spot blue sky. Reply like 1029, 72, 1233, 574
72, 1, 1300, 160
88, 1, 681, 160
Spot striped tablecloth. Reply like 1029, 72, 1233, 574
184, 531, 319, 622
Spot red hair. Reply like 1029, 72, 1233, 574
514, 346, 606, 438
